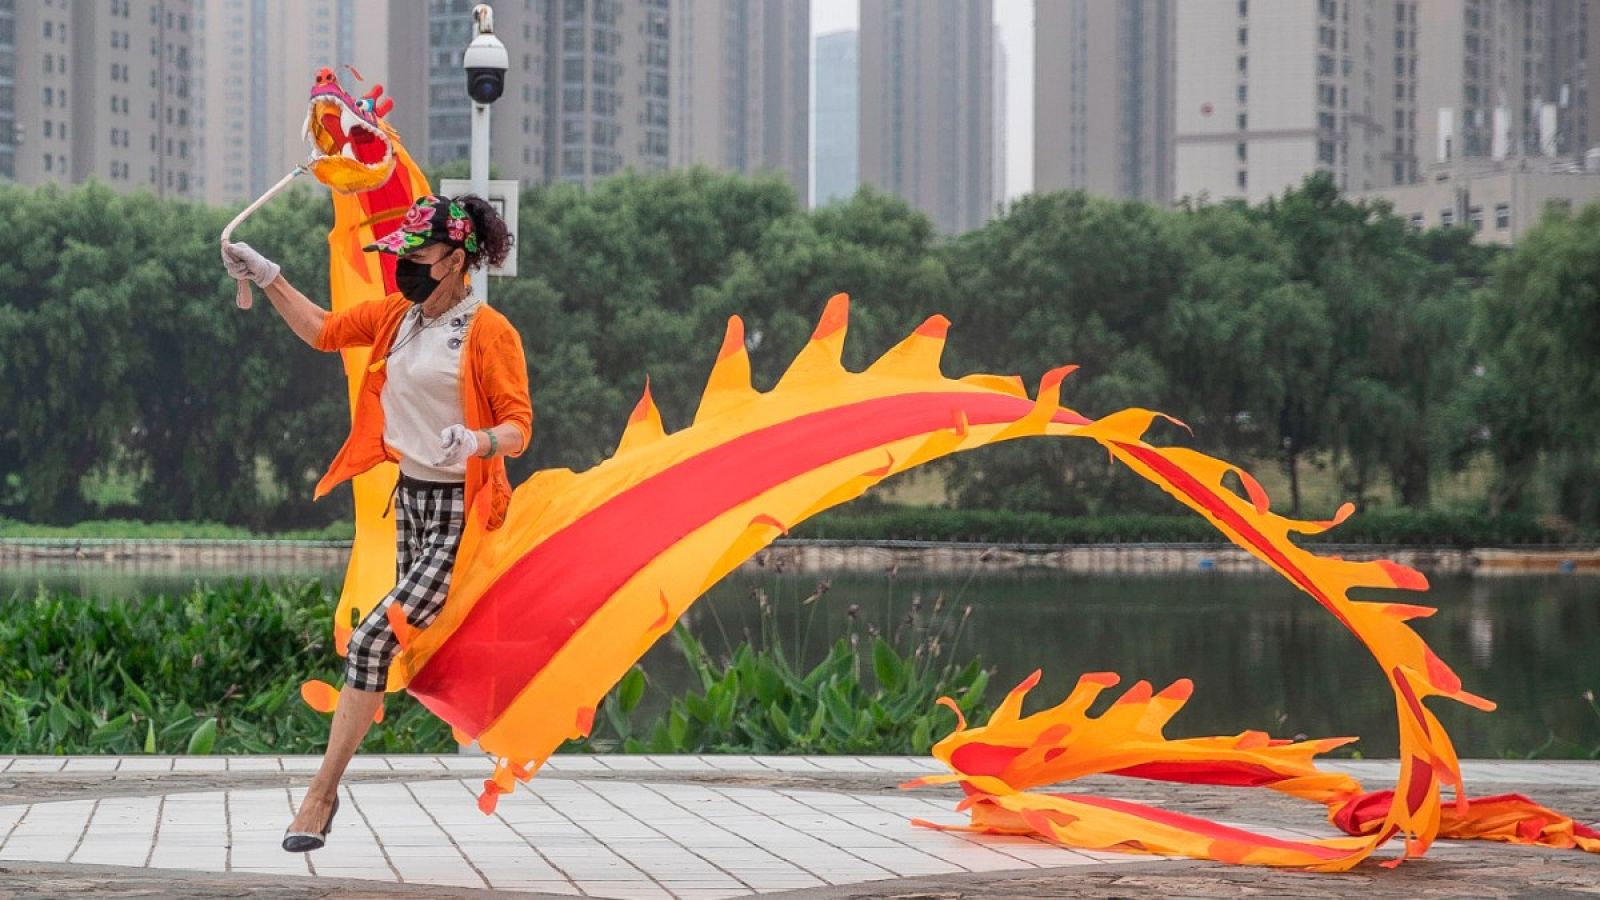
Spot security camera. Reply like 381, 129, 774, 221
463, 4, 508, 105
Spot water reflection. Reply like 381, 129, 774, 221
4, 565, 1596, 758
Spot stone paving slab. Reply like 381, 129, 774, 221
10, 754, 1596, 782
1, 756, 1597, 898
0, 757, 1157, 899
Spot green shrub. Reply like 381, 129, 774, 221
0, 582, 452, 754
581, 593, 988, 755
0, 581, 992, 757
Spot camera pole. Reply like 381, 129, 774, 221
470, 103, 491, 304
465, 3, 505, 304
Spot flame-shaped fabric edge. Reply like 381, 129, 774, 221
907, 673, 1599, 870
904, 672, 1364, 805
390, 296, 1467, 834
903, 670, 1386, 871
307, 293, 1571, 868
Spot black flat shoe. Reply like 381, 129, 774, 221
282, 795, 339, 853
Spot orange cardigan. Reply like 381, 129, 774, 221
313, 293, 532, 530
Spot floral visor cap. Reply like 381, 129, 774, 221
364, 194, 479, 256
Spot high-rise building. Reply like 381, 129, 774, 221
391, 0, 673, 188
1035, 0, 1174, 202
197, 0, 390, 206
812, 28, 857, 205
670, 0, 810, 202
0, 1, 16, 182
1174, 0, 1405, 203
1547, 0, 1600, 157
6, 0, 200, 199
1414, 0, 1550, 169
859, 0, 995, 234
993, 28, 1006, 205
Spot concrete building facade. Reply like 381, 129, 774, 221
670, 0, 810, 202
1361, 158, 1600, 244
1175, 0, 1405, 204
812, 28, 858, 205
859, 0, 995, 234
1035, 0, 1174, 202
5, 0, 199, 199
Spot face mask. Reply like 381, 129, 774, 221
395, 257, 441, 304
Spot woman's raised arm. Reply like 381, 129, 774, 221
222, 241, 328, 347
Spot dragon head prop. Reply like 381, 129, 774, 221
304, 66, 398, 193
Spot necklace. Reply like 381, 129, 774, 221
382, 304, 452, 364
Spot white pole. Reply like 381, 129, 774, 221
469, 100, 491, 305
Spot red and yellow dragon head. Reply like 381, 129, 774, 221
304, 66, 402, 194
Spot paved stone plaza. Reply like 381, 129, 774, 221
1, 755, 1597, 898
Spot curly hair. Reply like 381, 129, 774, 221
456, 194, 514, 269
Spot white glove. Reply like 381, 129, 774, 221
435, 425, 481, 468
220, 241, 281, 288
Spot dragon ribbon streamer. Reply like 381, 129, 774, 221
289, 68, 1598, 869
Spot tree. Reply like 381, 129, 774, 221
942, 191, 1189, 515
1473, 203, 1600, 520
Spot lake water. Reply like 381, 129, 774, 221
5, 564, 1597, 759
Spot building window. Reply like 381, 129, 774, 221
1237, 84, 1247, 102
1236, 170, 1247, 190
1318, 141, 1336, 163
1237, 55, 1247, 74
1495, 202, 1510, 229
1238, 0, 1248, 13
1409, 213, 1423, 232
1236, 142, 1247, 161
1468, 206, 1483, 231
1238, 26, 1248, 44
1440, 209, 1454, 226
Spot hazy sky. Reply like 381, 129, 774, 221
811, 0, 1033, 203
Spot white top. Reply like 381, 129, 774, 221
381, 299, 479, 482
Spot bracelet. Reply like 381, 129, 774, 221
480, 429, 498, 459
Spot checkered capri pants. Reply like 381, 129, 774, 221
344, 477, 466, 692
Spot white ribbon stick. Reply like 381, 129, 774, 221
220, 166, 306, 310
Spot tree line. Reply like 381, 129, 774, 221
0, 170, 1595, 530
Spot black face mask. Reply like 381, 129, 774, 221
395, 257, 442, 304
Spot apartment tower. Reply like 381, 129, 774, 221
1035, 0, 1174, 202
812, 28, 858, 205
859, 0, 996, 234
1175, 0, 1409, 203
196, 0, 391, 205
670, 0, 810, 202
7, 0, 200, 198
